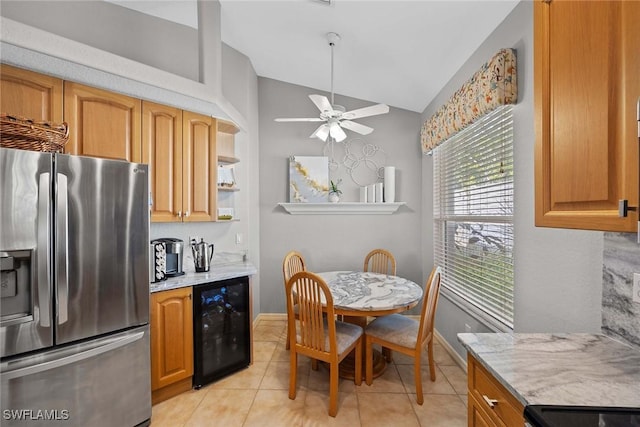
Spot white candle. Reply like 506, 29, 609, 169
360, 186, 368, 203
375, 183, 383, 203
384, 166, 395, 203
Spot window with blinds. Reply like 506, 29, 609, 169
433, 106, 514, 330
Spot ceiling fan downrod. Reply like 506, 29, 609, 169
327, 32, 340, 107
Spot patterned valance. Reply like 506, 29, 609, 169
421, 48, 517, 153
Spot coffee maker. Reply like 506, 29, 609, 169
151, 238, 184, 277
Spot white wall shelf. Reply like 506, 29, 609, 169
278, 202, 406, 215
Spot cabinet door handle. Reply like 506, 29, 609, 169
482, 395, 499, 409
184, 211, 190, 218
177, 210, 182, 218
619, 200, 637, 218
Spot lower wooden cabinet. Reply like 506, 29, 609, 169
467, 354, 524, 427
468, 397, 492, 427
150, 287, 193, 405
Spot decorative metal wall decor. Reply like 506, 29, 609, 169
322, 138, 387, 187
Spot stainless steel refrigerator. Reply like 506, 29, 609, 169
0, 147, 151, 427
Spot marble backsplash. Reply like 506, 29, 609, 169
602, 232, 640, 348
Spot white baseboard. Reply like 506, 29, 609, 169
253, 312, 286, 327
434, 329, 467, 372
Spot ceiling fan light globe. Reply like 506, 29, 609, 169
329, 123, 347, 142
311, 124, 330, 141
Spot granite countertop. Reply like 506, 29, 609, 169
150, 252, 257, 293
458, 333, 640, 408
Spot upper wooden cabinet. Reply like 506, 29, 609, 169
182, 111, 217, 222
0, 64, 63, 122
143, 101, 183, 223
144, 103, 217, 223
534, 0, 640, 232
64, 82, 142, 162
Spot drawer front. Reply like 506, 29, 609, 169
469, 393, 499, 427
468, 354, 524, 427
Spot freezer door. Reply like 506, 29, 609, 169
0, 148, 54, 357
55, 154, 149, 345
1, 325, 151, 427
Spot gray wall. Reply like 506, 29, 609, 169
1, 1, 262, 315
421, 1, 604, 358
1, 1, 199, 81
258, 77, 423, 314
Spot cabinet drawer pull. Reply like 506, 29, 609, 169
482, 395, 499, 408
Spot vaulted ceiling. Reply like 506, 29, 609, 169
106, 0, 520, 112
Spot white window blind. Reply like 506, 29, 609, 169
433, 106, 514, 329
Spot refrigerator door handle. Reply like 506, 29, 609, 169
1, 330, 145, 381
37, 173, 51, 328
57, 173, 69, 325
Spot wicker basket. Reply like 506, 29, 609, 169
0, 113, 69, 153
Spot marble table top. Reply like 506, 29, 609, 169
317, 271, 423, 312
458, 332, 640, 408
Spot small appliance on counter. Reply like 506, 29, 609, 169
191, 238, 214, 273
150, 241, 166, 283
151, 238, 184, 277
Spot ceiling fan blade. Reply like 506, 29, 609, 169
342, 103, 389, 120
340, 120, 373, 135
274, 117, 324, 122
309, 94, 333, 113
330, 123, 347, 142
310, 124, 330, 141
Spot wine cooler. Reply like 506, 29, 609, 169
193, 276, 251, 388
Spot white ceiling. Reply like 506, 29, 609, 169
106, 0, 519, 113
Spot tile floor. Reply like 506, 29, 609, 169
151, 317, 468, 427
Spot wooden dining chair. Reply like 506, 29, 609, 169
364, 266, 442, 405
363, 248, 397, 361
285, 271, 363, 417
363, 248, 397, 276
283, 251, 306, 350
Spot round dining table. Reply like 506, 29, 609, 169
317, 271, 423, 379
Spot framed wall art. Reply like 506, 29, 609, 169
289, 156, 329, 203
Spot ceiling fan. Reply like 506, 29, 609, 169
274, 32, 389, 142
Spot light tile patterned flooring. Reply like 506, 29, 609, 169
151, 317, 468, 427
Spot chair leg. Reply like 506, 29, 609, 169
428, 340, 436, 381
414, 356, 423, 405
329, 361, 339, 417
285, 323, 290, 350
289, 349, 297, 400
382, 347, 393, 363
311, 359, 319, 371
354, 339, 363, 386
365, 336, 373, 385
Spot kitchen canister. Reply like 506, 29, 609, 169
375, 182, 383, 203
384, 166, 395, 203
